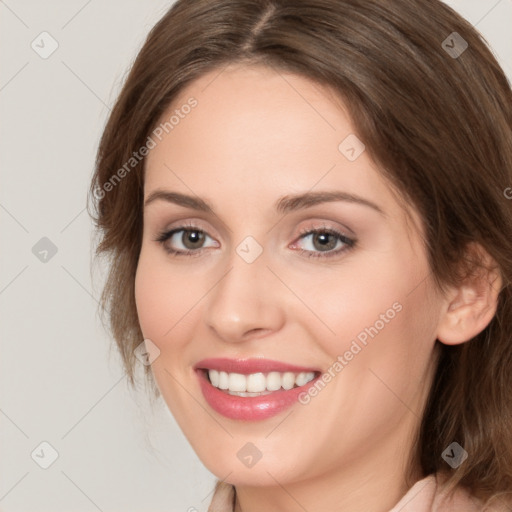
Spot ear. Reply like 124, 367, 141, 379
436, 243, 503, 346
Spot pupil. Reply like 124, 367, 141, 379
184, 230, 204, 249
314, 232, 335, 251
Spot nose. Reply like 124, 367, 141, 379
204, 248, 286, 343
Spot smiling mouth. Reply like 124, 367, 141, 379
200, 368, 321, 397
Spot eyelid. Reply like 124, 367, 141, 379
154, 220, 356, 259
152, 220, 212, 254
289, 223, 356, 258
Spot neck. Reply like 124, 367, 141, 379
232, 415, 425, 512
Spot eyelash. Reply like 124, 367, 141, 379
154, 222, 356, 259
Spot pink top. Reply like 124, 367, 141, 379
207, 473, 509, 511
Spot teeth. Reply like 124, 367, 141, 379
247, 372, 266, 392
282, 372, 295, 390
267, 371, 282, 391
218, 370, 229, 390
207, 370, 316, 394
209, 369, 220, 387
228, 372, 246, 392
296, 372, 313, 386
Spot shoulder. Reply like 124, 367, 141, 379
390, 472, 510, 512
207, 480, 235, 512
207, 474, 511, 512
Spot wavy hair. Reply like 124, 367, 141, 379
89, 0, 512, 506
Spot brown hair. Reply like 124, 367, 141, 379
89, 0, 512, 505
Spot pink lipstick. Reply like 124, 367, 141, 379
195, 358, 321, 421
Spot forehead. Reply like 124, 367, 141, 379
153, 66, 342, 164
143, 63, 422, 236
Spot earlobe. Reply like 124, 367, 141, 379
436, 245, 503, 346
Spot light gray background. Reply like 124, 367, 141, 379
1, 1, 511, 511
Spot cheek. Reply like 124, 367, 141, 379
134, 248, 211, 356
134, 250, 183, 343
304, 250, 437, 375
296, 259, 412, 348
300, 275, 438, 455
333, 269, 439, 407
134, 252, 196, 404
134, 257, 164, 340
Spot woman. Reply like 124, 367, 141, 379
89, 0, 512, 510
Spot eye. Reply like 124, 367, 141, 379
291, 226, 356, 259
154, 223, 218, 256
154, 222, 356, 259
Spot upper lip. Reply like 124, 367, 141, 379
194, 358, 321, 375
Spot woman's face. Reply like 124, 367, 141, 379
135, 63, 444, 487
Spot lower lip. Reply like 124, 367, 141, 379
196, 370, 320, 421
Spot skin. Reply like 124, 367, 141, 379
134, 63, 502, 512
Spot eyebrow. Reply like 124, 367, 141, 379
143, 189, 386, 217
